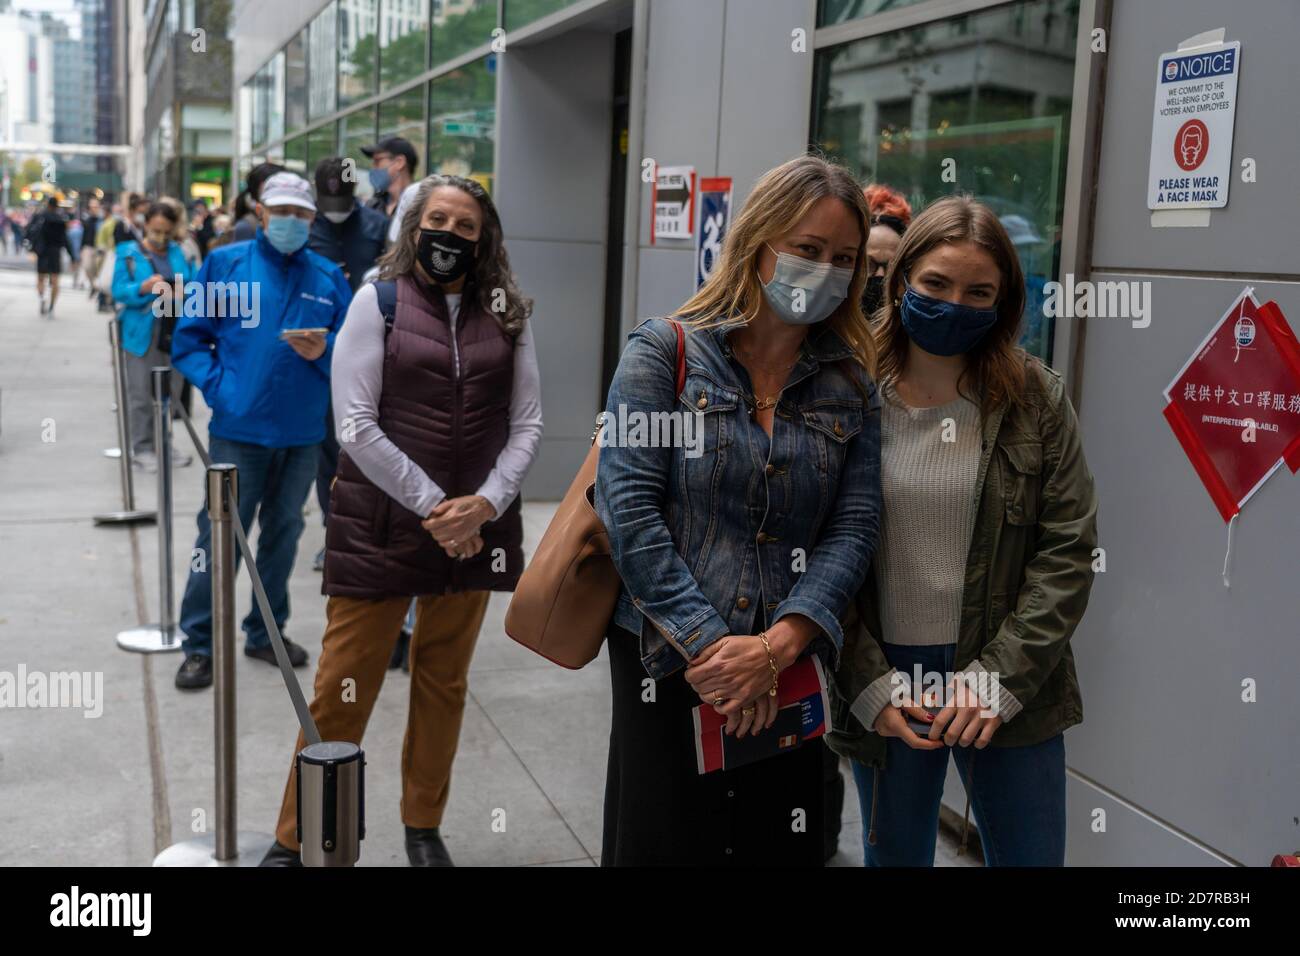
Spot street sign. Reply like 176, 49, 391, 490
695, 176, 732, 289
652, 165, 695, 243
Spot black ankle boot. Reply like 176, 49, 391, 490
404, 826, 454, 867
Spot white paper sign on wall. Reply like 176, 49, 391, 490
1147, 38, 1241, 211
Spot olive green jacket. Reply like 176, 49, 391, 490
825, 356, 1099, 767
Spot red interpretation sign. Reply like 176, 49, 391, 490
1162, 289, 1300, 522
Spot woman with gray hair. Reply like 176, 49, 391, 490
261, 174, 543, 867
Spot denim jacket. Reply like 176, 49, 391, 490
595, 316, 882, 680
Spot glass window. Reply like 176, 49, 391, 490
427, 56, 496, 193
309, 2, 339, 120
284, 134, 309, 176
266, 51, 286, 147
239, 81, 253, 159
286, 29, 308, 134
338, 0, 380, 109
307, 121, 341, 175
817, 0, 931, 27
381, 0, 428, 87
340, 107, 378, 170
378, 86, 426, 174
503, 0, 578, 32
810, 0, 1077, 362
432, 0, 497, 66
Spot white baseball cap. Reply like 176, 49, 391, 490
259, 172, 317, 213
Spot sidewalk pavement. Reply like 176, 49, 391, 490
0, 259, 972, 867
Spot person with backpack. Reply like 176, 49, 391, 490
259, 174, 541, 867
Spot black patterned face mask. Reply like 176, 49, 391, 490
416, 228, 476, 283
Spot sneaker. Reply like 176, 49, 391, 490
131, 450, 159, 473
38, 298, 46, 315
312, 546, 326, 572
175, 653, 212, 689
245, 637, 309, 668
171, 448, 193, 468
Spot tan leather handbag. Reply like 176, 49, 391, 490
505, 320, 686, 668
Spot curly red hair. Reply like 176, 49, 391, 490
863, 184, 912, 225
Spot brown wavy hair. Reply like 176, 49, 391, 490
675, 154, 876, 375
376, 174, 532, 336
875, 195, 1028, 412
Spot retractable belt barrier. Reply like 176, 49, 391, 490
93, 319, 156, 526
159, 400, 364, 868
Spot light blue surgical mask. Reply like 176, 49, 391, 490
759, 245, 853, 326
368, 167, 391, 193
265, 215, 310, 255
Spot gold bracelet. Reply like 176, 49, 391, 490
758, 631, 779, 698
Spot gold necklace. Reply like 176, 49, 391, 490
734, 343, 798, 410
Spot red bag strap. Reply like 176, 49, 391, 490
672, 319, 686, 396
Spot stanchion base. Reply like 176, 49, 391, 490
153, 831, 276, 867
93, 509, 157, 525
116, 624, 184, 653
103, 447, 122, 458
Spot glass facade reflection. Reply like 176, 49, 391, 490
427, 57, 496, 192
811, 0, 1078, 361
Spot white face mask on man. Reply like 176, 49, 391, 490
322, 210, 352, 225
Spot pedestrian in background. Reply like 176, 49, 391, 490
260, 173, 542, 867
231, 162, 286, 242
28, 197, 71, 317
109, 201, 195, 472
861, 184, 912, 317
306, 156, 390, 576
361, 136, 417, 220
170, 172, 351, 690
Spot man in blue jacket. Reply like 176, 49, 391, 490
171, 172, 352, 690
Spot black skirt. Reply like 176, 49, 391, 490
601, 623, 824, 866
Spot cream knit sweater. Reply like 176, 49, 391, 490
873, 382, 981, 646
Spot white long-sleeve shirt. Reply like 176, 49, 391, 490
331, 282, 543, 520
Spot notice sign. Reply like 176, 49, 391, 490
1162, 289, 1300, 522
652, 165, 695, 243
695, 176, 732, 289
1147, 39, 1241, 210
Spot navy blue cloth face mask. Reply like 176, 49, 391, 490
898, 283, 999, 356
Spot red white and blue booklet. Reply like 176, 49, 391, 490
692, 655, 832, 774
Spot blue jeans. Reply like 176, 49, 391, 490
849, 642, 1066, 867
178, 435, 320, 657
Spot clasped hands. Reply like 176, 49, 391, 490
422, 494, 495, 560
683, 619, 813, 739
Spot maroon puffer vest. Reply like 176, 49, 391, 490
323, 275, 524, 598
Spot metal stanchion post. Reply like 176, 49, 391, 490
116, 367, 183, 653
93, 318, 156, 524
154, 464, 274, 867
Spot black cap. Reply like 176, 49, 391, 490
360, 136, 419, 176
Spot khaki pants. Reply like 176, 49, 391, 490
274, 590, 491, 849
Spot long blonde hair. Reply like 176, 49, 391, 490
677, 155, 876, 374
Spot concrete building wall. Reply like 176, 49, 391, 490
1066, 0, 1300, 866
